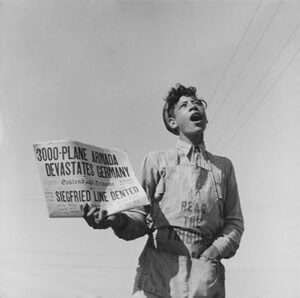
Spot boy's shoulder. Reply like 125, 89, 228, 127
207, 150, 234, 170
144, 148, 235, 171
144, 149, 177, 169
207, 150, 232, 163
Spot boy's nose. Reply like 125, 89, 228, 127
189, 104, 199, 111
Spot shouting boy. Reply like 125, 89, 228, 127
84, 84, 244, 298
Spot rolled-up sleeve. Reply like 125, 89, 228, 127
213, 160, 244, 259
113, 153, 157, 240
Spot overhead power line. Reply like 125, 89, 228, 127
0, 247, 137, 257
220, 48, 299, 151
0, 260, 132, 269
209, 0, 263, 104
0, 195, 41, 200
210, 0, 283, 122
212, 23, 300, 150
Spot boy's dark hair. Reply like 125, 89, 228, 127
163, 83, 207, 135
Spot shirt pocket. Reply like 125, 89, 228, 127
213, 179, 225, 218
211, 169, 224, 202
215, 182, 223, 202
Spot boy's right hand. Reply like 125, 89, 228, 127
82, 203, 124, 229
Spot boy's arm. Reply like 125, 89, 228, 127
205, 160, 244, 259
112, 153, 158, 240
82, 203, 149, 241
112, 207, 149, 240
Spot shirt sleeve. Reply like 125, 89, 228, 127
212, 160, 244, 259
113, 153, 157, 241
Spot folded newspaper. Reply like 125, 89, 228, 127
33, 140, 149, 217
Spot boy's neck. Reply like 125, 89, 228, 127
179, 133, 204, 145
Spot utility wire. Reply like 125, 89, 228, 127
212, 23, 300, 150
0, 260, 132, 269
219, 48, 299, 151
209, 0, 263, 104
0, 197, 40, 201
0, 247, 137, 257
210, 0, 283, 122
0, 195, 40, 197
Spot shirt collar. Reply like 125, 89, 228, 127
176, 139, 207, 159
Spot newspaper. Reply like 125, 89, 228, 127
33, 140, 149, 217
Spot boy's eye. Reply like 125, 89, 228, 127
179, 102, 187, 108
193, 100, 203, 107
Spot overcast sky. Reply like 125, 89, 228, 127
1, 1, 300, 297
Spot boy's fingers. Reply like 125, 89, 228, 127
83, 205, 100, 227
87, 207, 98, 217
83, 203, 90, 217
82, 204, 93, 226
94, 210, 101, 224
83, 205, 110, 229
98, 209, 107, 219
95, 209, 107, 224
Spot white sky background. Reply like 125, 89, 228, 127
0, 0, 299, 297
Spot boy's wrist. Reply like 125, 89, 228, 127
202, 245, 221, 260
110, 213, 128, 230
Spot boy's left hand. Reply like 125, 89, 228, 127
201, 245, 220, 260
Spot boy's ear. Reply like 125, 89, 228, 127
168, 117, 178, 130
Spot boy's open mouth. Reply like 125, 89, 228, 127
190, 112, 202, 122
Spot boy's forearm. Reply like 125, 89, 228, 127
212, 218, 244, 259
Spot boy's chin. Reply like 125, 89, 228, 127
187, 127, 206, 136
180, 129, 205, 140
